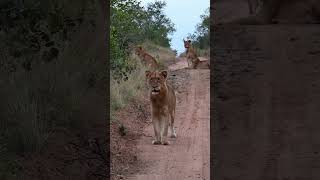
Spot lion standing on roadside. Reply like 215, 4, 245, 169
183, 39, 210, 69
145, 70, 177, 145
135, 46, 159, 70
183, 39, 199, 68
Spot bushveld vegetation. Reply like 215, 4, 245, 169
0, 0, 106, 178
110, 0, 175, 80
185, 8, 210, 57
110, 0, 176, 121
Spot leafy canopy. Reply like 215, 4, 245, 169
110, 0, 175, 80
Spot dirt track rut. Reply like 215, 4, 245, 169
126, 58, 210, 180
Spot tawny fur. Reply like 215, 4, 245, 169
135, 46, 159, 70
183, 40, 210, 69
145, 70, 176, 145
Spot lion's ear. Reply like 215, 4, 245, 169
160, 70, 168, 79
145, 71, 151, 78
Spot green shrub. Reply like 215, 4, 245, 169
110, 0, 175, 80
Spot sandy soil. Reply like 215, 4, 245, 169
123, 58, 210, 180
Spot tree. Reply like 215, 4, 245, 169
143, 1, 175, 47
110, 0, 175, 80
187, 8, 210, 49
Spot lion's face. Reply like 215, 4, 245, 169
145, 70, 168, 95
183, 40, 191, 48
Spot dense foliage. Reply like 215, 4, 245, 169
110, 0, 175, 80
187, 8, 210, 49
0, 0, 99, 72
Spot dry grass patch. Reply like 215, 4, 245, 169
140, 41, 176, 67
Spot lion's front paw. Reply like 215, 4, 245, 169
161, 140, 170, 145
152, 140, 161, 145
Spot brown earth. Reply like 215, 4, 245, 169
111, 57, 210, 180
110, 98, 151, 179
213, 26, 320, 179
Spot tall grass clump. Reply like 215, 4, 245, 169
110, 55, 148, 121
141, 41, 176, 66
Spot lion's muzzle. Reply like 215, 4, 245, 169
151, 86, 161, 95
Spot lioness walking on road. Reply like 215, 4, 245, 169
145, 70, 177, 145
135, 46, 159, 70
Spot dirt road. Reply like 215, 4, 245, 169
126, 58, 210, 180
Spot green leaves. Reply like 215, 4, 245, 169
110, 0, 175, 80
187, 8, 210, 50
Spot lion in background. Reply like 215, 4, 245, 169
145, 70, 177, 145
183, 39, 210, 69
135, 46, 159, 70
